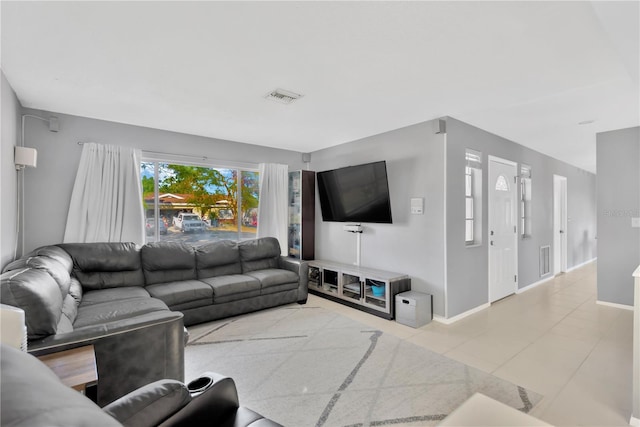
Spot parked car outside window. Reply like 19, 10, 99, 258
145, 218, 167, 235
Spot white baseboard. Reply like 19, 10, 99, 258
434, 303, 490, 325
630, 415, 640, 426
566, 257, 597, 273
516, 257, 597, 295
596, 300, 634, 311
516, 276, 554, 294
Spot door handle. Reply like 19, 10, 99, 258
490, 241, 494, 246
559, 230, 565, 234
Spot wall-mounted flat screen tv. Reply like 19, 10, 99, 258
317, 160, 393, 223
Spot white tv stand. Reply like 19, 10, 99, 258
307, 260, 411, 320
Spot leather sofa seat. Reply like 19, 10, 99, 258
81, 287, 151, 305
246, 268, 300, 289
146, 280, 213, 311
73, 297, 170, 329
202, 274, 261, 304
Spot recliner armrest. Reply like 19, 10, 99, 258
158, 372, 240, 426
103, 380, 191, 427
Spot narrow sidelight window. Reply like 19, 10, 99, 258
465, 149, 482, 246
520, 164, 532, 238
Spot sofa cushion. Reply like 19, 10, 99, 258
58, 242, 145, 290
238, 238, 280, 273
200, 274, 260, 298
73, 297, 170, 329
3, 255, 71, 298
0, 268, 63, 340
196, 240, 242, 279
146, 280, 213, 310
82, 287, 151, 306
25, 245, 74, 272
260, 282, 300, 296
142, 242, 196, 285
245, 269, 300, 289
213, 289, 262, 304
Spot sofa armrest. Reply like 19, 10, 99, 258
103, 380, 191, 427
28, 311, 184, 353
278, 257, 308, 303
28, 311, 185, 406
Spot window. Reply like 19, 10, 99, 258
495, 175, 509, 191
141, 161, 259, 244
520, 164, 532, 238
465, 149, 482, 246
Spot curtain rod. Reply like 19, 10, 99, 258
76, 141, 258, 169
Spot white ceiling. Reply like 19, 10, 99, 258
2, 1, 638, 173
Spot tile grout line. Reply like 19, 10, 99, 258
531, 309, 624, 421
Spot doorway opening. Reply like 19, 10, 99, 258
553, 174, 568, 275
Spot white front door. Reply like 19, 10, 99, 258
488, 157, 518, 302
553, 175, 568, 275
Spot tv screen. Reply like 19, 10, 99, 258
317, 161, 393, 223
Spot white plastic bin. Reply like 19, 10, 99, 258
395, 291, 432, 328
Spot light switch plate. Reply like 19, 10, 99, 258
632, 217, 640, 228
411, 198, 424, 214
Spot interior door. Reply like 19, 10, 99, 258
553, 175, 568, 275
488, 157, 518, 302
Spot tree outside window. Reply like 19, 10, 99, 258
141, 162, 259, 243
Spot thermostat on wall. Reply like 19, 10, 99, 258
411, 198, 424, 214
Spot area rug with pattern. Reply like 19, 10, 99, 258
185, 305, 542, 427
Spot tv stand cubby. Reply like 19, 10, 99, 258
307, 260, 411, 320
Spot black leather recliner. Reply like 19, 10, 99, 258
0, 344, 282, 427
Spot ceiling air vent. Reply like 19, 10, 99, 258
265, 88, 303, 105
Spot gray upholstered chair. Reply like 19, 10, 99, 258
0, 344, 281, 427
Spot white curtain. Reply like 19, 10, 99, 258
257, 163, 289, 255
63, 143, 145, 245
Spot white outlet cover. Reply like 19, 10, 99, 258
632, 217, 640, 228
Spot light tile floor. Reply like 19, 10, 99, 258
307, 261, 634, 426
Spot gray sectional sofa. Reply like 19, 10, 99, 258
0, 237, 308, 406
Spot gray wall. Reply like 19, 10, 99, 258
1, 72, 21, 269
446, 117, 597, 317
596, 126, 640, 306
9, 103, 601, 317
310, 120, 447, 316
20, 108, 306, 254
